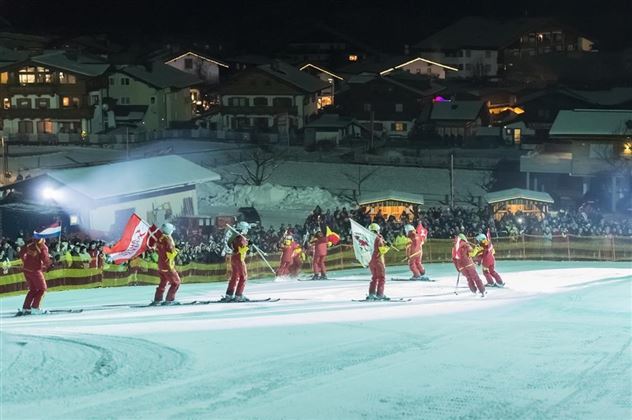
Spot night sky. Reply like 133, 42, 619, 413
1, 0, 631, 53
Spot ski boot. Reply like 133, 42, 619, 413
29, 308, 48, 315
161, 300, 180, 306
16, 308, 30, 316
419, 276, 431, 281
221, 294, 235, 302
376, 294, 390, 301
410, 276, 421, 281
310, 273, 320, 280
320, 274, 328, 280
234, 295, 250, 302
496, 282, 505, 288
480, 291, 487, 298
366, 293, 378, 301
149, 300, 162, 306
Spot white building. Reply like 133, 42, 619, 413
0, 155, 221, 234
164, 51, 228, 86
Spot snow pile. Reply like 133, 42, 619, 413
201, 182, 351, 210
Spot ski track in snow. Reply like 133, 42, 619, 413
0, 261, 630, 419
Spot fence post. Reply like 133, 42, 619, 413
521, 234, 526, 259
567, 235, 571, 261
339, 245, 344, 270
611, 235, 616, 262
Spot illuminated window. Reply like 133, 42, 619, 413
2, 98, 9, 109
513, 128, 521, 144
348, 54, 358, 62
62, 97, 71, 107
37, 120, 53, 134
0, 72, 7, 84
392, 122, 407, 132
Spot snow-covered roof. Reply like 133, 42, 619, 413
358, 190, 425, 206
258, 61, 330, 93
485, 188, 554, 204
32, 51, 110, 76
549, 109, 632, 137
47, 155, 220, 201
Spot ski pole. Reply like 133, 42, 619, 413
454, 272, 461, 295
400, 249, 422, 262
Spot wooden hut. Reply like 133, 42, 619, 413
358, 190, 424, 220
485, 188, 554, 220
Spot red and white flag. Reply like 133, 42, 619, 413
103, 214, 152, 264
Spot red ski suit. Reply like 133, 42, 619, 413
276, 241, 299, 276
311, 236, 328, 276
19, 239, 50, 310
406, 231, 425, 277
227, 235, 248, 296
474, 240, 504, 286
368, 235, 387, 295
452, 240, 485, 294
154, 235, 181, 302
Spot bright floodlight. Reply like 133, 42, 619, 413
517, 217, 524, 224
42, 187, 63, 201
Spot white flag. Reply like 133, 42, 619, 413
103, 214, 152, 264
350, 219, 376, 268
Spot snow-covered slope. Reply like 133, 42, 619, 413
1, 261, 630, 419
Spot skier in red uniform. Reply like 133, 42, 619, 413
151, 223, 181, 305
473, 233, 505, 287
276, 235, 299, 278
18, 237, 51, 315
224, 221, 250, 301
452, 234, 486, 297
310, 230, 329, 280
404, 223, 428, 280
367, 223, 390, 300
288, 244, 305, 277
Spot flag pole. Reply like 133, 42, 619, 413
57, 220, 62, 253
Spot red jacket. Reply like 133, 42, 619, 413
370, 235, 385, 265
280, 241, 299, 263
157, 235, 177, 272
475, 241, 496, 267
231, 235, 248, 262
20, 240, 51, 272
452, 241, 474, 272
312, 236, 328, 257
407, 231, 423, 256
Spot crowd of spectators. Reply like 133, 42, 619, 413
0, 203, 630, 268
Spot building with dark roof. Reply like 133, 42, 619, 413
218, 60, 330, 138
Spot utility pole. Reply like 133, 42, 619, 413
126, 127, 129, 160
369, 110, 374, 152
449, 151, 455, 209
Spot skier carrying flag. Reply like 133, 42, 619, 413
404, 223, 428, 280
18, 236, 51, 315
223, 221, 251, 301
452, 233, 486, 297
151, 223, 181, 305
367, 223, 391, 300
473, 230, 505, 287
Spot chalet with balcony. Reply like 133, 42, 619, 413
0, 50, 109, 141
218, 60, 330, 137
520, 109, 632, 211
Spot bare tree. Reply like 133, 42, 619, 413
234, 149, 285, 186
341, 166, 380, 204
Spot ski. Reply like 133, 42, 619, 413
390, 277, 436, 282
352, 298, 412, 302
200, 298, 280, 304
14, 309, 83, 317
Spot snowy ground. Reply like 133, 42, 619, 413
1, 261, 630, 420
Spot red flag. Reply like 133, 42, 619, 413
147, 224, 162, 249
103, 214, 152, 264
416, 223, 428, 241
326, 226, 340, 246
